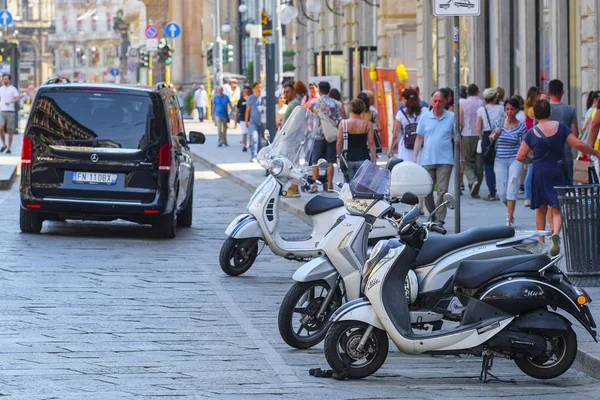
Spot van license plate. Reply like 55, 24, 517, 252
72, 172, 117, 185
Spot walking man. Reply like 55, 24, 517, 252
212, 86, 231, 147
194, 85, 208, 122
282, 82, 302, 197
245, 81, 263, 161
459, 83, 484, 197
548, 79, 578, 185
413, 91, 454, 226
0, 74, 20, 154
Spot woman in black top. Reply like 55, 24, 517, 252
337, 99, 376, 181
236, 86, 251, 152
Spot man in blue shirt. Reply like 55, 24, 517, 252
412, 91, 454, 226
212, 87, 232, 147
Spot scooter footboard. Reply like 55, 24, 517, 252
225, 214, 264, 239
331, 298, 385, 330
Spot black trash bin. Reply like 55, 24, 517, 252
557, 184, 600, 286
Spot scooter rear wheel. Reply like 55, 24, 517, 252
514, 326, 577, 380
219, 237, 259, 276
324, 320, 388, 379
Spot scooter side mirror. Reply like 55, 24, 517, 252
400, 192, 419, 206
443, 193, 456, 210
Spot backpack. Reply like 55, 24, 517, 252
400, 109, 419, 150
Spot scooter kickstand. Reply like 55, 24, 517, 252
479, 353, 516, 384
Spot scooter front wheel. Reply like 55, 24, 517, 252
324, 320, 388, 379
278, 280, 341, 349
219, 237, 259, 276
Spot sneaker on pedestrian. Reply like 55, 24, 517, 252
469, 182, 480, 198
218, 143, 223, 147
0, 146, 5, 153
284, 185, 301, 198
224, 143, 229, 147
507, 216, 515, 228
5, 149, 10, 154
487, 194, 498, 201
242, 147, 247, 152
250, 157, 257, 162
524, 199, 531, 207
550, 233, 561, 257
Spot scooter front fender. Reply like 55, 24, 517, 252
292, 256, 338, 290
225, 214, 264, 239
331, 298, 385, 330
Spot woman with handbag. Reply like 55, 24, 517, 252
358, 91, 383, 154
337, 99, 377, 182
476, 88, 505, 200
488, 98, 527, 228
517, 100, 600, 256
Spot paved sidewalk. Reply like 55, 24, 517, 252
185, 119, 600, 379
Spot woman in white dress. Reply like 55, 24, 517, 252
388, 88, 428, 163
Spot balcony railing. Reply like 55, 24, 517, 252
49, 31, 121, 43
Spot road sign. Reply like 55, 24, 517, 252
127, 63, 136, 72
433, 0, 480, 16
110, 68, 120, 77
165, 22, 181, 39
146, 38, 158, 52
144, 24, 159, 39
0, 10, 13, 26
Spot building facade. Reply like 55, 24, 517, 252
49, 0, 146, 84
418, 0, 599, 118
3, 0, 55, 89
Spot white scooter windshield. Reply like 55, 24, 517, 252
257, 107, 319, 171
350, 160, 391, 198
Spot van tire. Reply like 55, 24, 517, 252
154, 207, 177, 239
177, 185, 193, 227
20, 208, 43, 234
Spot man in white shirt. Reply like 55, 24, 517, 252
0, 74, 20, 154
222, 79, 232, 97
194, 85, 208, 122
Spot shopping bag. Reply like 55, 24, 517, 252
574, 158, 592, 184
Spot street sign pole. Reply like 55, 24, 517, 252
148, 53, 153, 86
433, 0, 480, 233
453, 17, 461, 233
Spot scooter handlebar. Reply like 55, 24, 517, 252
430, 224, 447, 235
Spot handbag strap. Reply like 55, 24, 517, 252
342, 119, 348, 152
483, 106, 492, 131
535, 126, 569, 179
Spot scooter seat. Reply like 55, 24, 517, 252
304, 195, 344, 216
416, 226, 515, 266
454, 254, 551, 289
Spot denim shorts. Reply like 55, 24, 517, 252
311, 138, 337, 164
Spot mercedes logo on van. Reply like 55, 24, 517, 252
90, 154, 99, 163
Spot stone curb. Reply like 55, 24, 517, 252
191, 151, 600, 381
575, 349, 600, 380
0, 164, 16, 190
191, 153, 311, 224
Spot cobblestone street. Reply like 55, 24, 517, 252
0, 164, 598, 399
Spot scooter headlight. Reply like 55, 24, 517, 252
340, 184, 375, 214
361, 239, 404, 293
268, 158, 285, 176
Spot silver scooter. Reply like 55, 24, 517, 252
219, 108, 397, 276
278, 160, 550, 349
326, 185, 596, 380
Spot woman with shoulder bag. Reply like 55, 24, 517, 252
337, 99, 377, 182
517, 100, 600, 256
489, 98, 527, 228
388, 88, 428, 162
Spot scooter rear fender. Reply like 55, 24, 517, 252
331, 298, 385, 330
225, 214, 264, 239
292, 256, 338, 289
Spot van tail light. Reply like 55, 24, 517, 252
158, 143, 172, 173
21, 137, 32, 166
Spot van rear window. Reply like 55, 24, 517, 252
30, 90, 158, 149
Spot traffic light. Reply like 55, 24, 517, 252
206, 42, 214, 67
140, 52, 149, 68
162, 45, 173, 65
223, 43, 234, 65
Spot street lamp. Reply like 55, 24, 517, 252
221, 20, 231, 34
280, 2, 298, 25
238, 2, 248, 14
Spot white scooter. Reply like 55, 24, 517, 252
219, 107, 397, 276
278, 160, 550, 349
324, 165, 597, 381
